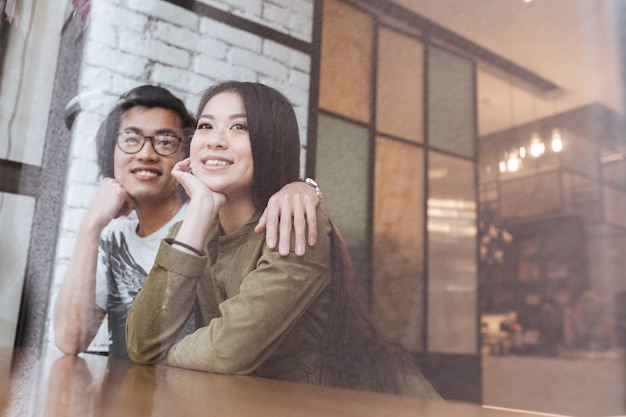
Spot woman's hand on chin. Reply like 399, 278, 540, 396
172, 158, 226, 211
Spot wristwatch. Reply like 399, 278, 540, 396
301, 177, 323, 202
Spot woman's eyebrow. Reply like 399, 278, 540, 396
198, 113, 247, 120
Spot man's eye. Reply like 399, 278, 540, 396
156, 134, 179, 145
157, 139, 175, 147
124, 136, 141, 145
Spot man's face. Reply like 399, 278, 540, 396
113, 106, 185, 204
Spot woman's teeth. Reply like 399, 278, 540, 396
204, 160, 230, 166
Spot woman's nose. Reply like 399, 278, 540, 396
202, 129, 227, 149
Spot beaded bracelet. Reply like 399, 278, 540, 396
171, 239, 205, 257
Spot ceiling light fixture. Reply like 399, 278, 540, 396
529, 133, 545, 157
551, 129, 563, 152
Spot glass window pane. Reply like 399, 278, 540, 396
0, 4, 63, 166
376, 28, 424, 143
372, 137, 424, 351
427, 45, 476, 158
319, 0, 372, 123
0, 192, 36, 347
427, 151, 477, 354
315, 114, 371, 291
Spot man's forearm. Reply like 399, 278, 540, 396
53, 220, 106, 354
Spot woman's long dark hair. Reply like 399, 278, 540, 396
196, 81, 432, 396
316, 215, 434, 395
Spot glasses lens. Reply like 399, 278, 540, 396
153, 134, 180, 156
117, 133, 143, 153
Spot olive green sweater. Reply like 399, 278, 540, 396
126, 210, 333, 383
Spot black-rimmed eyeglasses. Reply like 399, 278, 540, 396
115, 130, 182, 156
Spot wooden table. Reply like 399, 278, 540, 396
0, 348, 568, 417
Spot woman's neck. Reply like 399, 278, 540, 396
218, 194, 257, 235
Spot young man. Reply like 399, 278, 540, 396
54, 85, 320, 359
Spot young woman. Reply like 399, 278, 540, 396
126, 81, 439, 398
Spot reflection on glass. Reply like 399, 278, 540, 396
0, 193, 35, 348
376, 28, 424, 143
373, 137, 424, 351
315, 114, 371, 293
427, 151, 477, 354
319, 0, 372, 123
427, 45, 475, 158
478, 97, 626, 362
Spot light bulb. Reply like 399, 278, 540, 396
551, 129, 563, 152
507, 156, 520, 172
529, 133, 545, 157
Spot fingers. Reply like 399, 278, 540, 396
288, 196, 306, 257
115, 198, 134, 218
171, 158, 192, 181
171, 159, 201, 197
92, 178, 134, 221
257, 177, 324, 256
259, 193, 317, 257
259, 199, 279, 250
303, 197, 318, 247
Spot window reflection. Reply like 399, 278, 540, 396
427, 152, 477, 354
373, 137, 424, 351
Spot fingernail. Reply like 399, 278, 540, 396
268, 239, 275, 248
297, 244, 303, 254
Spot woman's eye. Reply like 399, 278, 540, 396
197, 123, 212, 130
232, 123, 247, 131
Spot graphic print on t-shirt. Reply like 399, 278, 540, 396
100, 232, 147, 359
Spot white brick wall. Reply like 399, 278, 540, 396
47, 0, 314, 351
197, 0, 314, 43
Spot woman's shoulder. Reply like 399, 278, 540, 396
316, 205, 335, 233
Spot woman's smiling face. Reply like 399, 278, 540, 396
189, 91, 254, 199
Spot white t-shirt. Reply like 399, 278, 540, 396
95, 203, 187, 358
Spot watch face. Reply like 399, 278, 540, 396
301, 178, 322, 200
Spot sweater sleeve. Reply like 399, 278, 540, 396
164, 212, 333, 375
126, 224, 211, 364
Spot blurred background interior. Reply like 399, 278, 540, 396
1, 1, 624, 416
